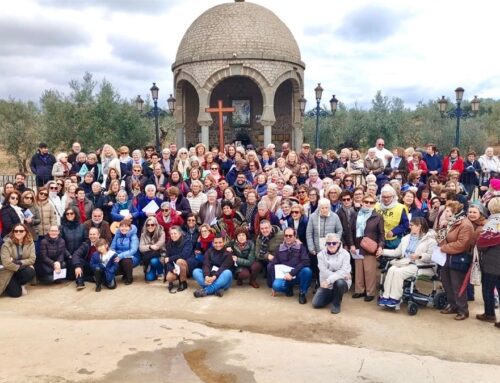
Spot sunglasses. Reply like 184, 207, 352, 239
120, 152, 128, 155
146, 224, 156, 227
162, 209, 170, 212
291, 211, 300, 214
66, 212, 75, 216
284, 234, 294, 238
133, 169, 142, 172
344, 179, 353, 182
13, 229, 26, 233
10, 196, 19, 200
24, 196, 34, 200
326, 242, 339, 246
298, 191, 306, 194
342, 198, 351, 202
50, 186, 58, 190
363, 200, 376, 205
211, 167, 218, 170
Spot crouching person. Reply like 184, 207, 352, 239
312, 233, 352, 314
192, 235, 233, 298
269, 227, 312, 304
163, 226, 192, 293
90, 239, 118, 292
35, 225, 69, 283
111, 220, 139, 285
139, 217, 166, 282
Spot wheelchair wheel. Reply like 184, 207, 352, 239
407, 301, 418, 316
433, 292, 447, 310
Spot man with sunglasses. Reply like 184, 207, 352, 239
370, 138, 392, 167
269, 227, 312, 304
312, 232, 351, 314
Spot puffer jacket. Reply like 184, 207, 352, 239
227, 239, 256, 273
111, 224, 139, 260
36, 235, 68, 276
306, 210, 343, 253
60, 208, 87, 254
0, 238, 36, 294
36, 200, 58, 237
164, 235, 193, 272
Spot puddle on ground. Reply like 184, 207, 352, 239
27, 338, 255, 383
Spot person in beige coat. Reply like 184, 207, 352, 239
379, 217, 437, 307
0, 223, 36, 298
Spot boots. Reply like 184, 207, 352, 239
177, 281, 188, 292
94, 269, 103, 292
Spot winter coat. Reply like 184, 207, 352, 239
36, 200, 58, 237
36, 235, 68, 276
441, 156, 465, 177
317, 247, 352, 289
72, 240, 98, 268
363, 157, 384, 176
90, 250, 118, 283
461, 160, 481, 186
60, 211, 87, 255
164, 235, 193, 272
86, 191, 106, 211
172, 194, 192, 220
286, 215, 309, 246
383, 230, 437, 269
52, 161, 72, 178
0, 238, 36, 295
22, 205, 41, 239
227, 240, 255, 273
348, 210, 385, 256
439, 217, 474, 256
30, 151, 56, 179
0, 205, 22, 238
70, 198, 94, 223
202, 247, 233, 277
111, 224, 139, 260
155, 210, 184, 242
254, 226, 284, 261
111, 200, 139, 223
306, 211, 343, 254
270, 240, 310, 277
139, 225, 166, 253
83, 220, 113, 244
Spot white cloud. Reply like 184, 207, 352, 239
0, 0, 498, 109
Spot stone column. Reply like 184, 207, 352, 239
293, 124, 303, 151
197, 111, 213, 148
175, 123, 184, 148
261, 120, 275, 147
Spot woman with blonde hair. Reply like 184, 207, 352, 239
194, 143, 207, 166
347, 150, 365, 185
173, 147, 190, 179
285, 151, 301, 175
101, 144, 118, 180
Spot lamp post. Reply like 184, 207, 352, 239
438, 87, 480, 147
135, 83, 176, 152
314, 83, 323, 148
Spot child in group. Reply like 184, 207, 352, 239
90, 238, 118, 292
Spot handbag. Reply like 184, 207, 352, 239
449, 252, 472, 273
360, 237, 378, 254
470, 247, 481, 286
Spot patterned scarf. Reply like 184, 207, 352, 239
477, 213, 500, 249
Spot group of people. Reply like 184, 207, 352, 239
0, 139, 499, 325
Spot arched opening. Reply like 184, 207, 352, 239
175, 79, 200, 148
208, 76, 263, 149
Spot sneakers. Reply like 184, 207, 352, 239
193, 288, 207, 298
378, 297, 399, 307
298, 292, 307, 304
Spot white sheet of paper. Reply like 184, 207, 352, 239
119, 209, 130, 217
431, 247, 447, 267
23, 209, 33, 219
142, 200, 160, 214
53, 268, 67, 280
173, 262, 181, 275
274, 264, 294, 279
351, 249, 365, 260
211, 265, 219, 272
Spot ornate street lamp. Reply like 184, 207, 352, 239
314, 83, 323, 148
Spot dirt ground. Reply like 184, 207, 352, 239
1, 271, 500, 383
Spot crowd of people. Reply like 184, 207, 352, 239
0, 139, 499, 326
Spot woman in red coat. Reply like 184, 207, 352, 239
407, 152, 428, 178
442, 148, 465, 178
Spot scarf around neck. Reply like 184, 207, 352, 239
477, 213, 500, 249
356, 207, 373, 237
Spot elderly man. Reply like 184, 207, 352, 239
192, 235, 234, 298
269, 227, 312, 304
160, 148, 171, 176
298, 143, 316, 169
198, 189, 221, 225
83, 208, 112, 243
375, 185, 409, 249
68, 142, 82, 166
254, 219, 284, 287
72, 227, 102, 290
370, 138, 393, 167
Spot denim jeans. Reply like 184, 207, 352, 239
145, 257, 163, 281
272, 267, 312, 294
482, 272, 500, 316
312, 279, 349, 308
192, 268, 233, 295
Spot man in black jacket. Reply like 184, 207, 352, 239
30, 143, 56, 187
192, 235, 233, 298
72, 227, 101, 290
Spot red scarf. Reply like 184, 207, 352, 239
78, 200, 86, 223
222, 210, 236, 239
198, 232, 215, 251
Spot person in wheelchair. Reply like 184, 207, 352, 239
378, 217, 437, 307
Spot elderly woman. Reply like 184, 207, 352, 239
52, 152, 72, 179
35, 225, 68, 283
364, 148, 384, 176
111, 189, 139, 225
379, 217, 436, 307
139, 216, 166, 282
477, 198, 500, 326
466, 202, 488, 301
212, 200, 246, 242
348, 195, 385, 302
375, 185, 409, 249
163, 226, 193, 293
186, 180, 207, 215
0, 223, 36, 297
261, 182, 281, 214
226, 227, 258, 287
312, 233, 352, 314
438, 200, 474, 320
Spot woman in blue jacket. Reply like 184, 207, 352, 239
111, 190, 139, 225
111, 220, 139, 285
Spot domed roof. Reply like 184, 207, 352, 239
173, 1, 304, 69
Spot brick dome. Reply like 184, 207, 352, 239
173, 0, 304, 69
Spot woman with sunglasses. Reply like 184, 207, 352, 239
208, 163, 222, 183
60, 207, 87, 279
0, 223, 36, 297
19, 190, 41, 240
35, 187, 58, 242
347, 195, 384, 302
172, 147, 190, 179
139, 216, 166, 282
286, 203, 308, 245
1, 191, 24, 238
312, 232, 351, 314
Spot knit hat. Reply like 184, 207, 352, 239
469, 202, 489, 218
490, 179, 500, 191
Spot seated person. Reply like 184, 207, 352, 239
139, 217, 165, 282
90, 238, 118, 292
269, 227, 312, 304
111, 190, 139, 225
226, 227, 259, 288
72, 227, 102, 290
110, 220, 140, 285
378, 217, 437, 307
0, 223, 36, 298
163, 226, 193, 293
35, 225, 68, 283
192, 235, 233, 298
312, 233, 351, 314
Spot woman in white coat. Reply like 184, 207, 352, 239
379, 217, 437, 307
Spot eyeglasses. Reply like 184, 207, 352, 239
39, 192, 48, 196
276, 181, 285, 184
284, 234, 294, 238
363, 200, 376, 205
50, 186, 58, 190
66, 212, 75, 216
13, 229, 26, 233
298, 191, 306, 194
120, 152, 128, 155
162, 209, 170, 212
326, 242, 339, 246
146, 224, 156, 227
24, 196, 34, 200
9, 196, 19, 200
291, 211, 301, 215
187, 218, 196, 222
56, 183, 63, 186
344, 179, 353, 182
342, 198, 351, 202
211, 167, 218, 170
378, 143, 385, 147
133, 169, 142, 173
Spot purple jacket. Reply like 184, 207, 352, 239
271, 241, 310, 277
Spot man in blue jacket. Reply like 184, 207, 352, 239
30, 143, 56, 187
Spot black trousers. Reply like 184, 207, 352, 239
312, 279, 349, 308
5, 266, 35, 298
441, 265, 468, 314
482, 272, 500, 317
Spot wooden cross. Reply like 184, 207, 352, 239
205, 100, 235, 153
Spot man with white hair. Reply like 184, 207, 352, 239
312, 232, 351, 314
375, 185, 409, 249
370, 138, 393, 167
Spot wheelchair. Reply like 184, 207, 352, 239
378, 256, 447, 316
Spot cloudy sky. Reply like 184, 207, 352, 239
1, 0, 498, 109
